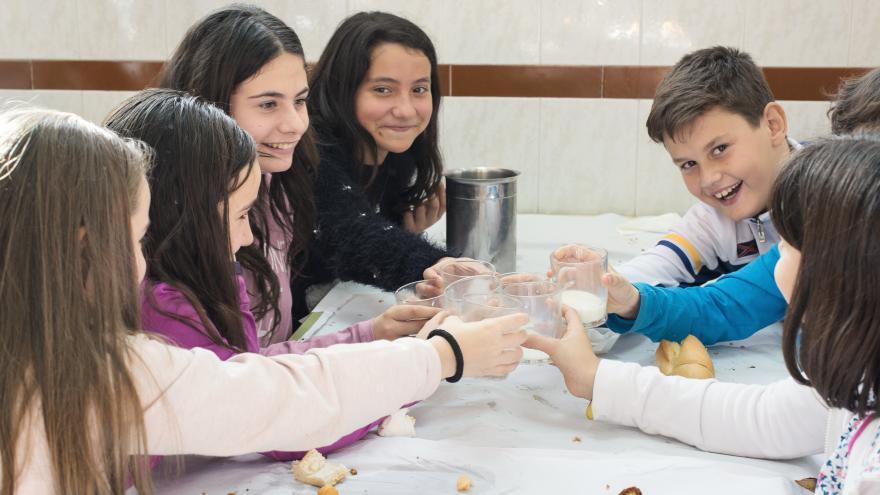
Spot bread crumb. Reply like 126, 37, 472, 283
618, 487, 642, 495
795, 478, 817, 492
318, 486, 338, 495
456, 474, 472, 492
572, 436, 582, 443
349, 468, 358, 476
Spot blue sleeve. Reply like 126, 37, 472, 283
606, 246, 786, 344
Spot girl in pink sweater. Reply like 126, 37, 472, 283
0, 107, 527, 494
105, 89, 442, 459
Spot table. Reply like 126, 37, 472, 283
154, 214, 822, 495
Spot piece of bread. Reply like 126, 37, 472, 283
292, 449, 348, 488
618, 487, 642, 495
655, 334, 715, 379
377, 408, 416, 437
456, 474, 472, 492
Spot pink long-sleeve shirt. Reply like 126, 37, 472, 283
8, 333, 441, 494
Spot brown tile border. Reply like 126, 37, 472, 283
0, 60, 871, 101
0, 61, 32, 89
450, 65, 602, 98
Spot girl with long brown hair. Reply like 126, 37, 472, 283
0, 107, 527, 494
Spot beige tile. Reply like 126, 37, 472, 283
540, 0, 640, 65
634, 100, 696, 216
641, 0, 745, 66
0, 0, 80, 58
779, 99, 832, 142
849, 0, 880, 66
743, 0, 851, 67
440, 97, 540, 213
0, 90, 84, 117
78, 0, 168, 60
538, 98, 638, 215
81, 90, 139, 124
435, 0, 541, 64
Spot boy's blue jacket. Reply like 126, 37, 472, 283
607, 245, 786, 344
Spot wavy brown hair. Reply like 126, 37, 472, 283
829, 68, 880, 135
0, 109, 152, 493
161, 4, 318, 334
774, 135, 880, 417
105, 89, 258, 351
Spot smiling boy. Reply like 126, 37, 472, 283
616, 46, 800, 287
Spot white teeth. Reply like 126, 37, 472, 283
265, 143, 294, 150
713, 181, 742, 200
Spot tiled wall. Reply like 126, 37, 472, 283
3, 0, 874, 216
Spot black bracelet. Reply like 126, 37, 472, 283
428, 328, 464, 383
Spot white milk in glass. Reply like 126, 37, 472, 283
520, 324, 550, 362
560, 290, 606, 327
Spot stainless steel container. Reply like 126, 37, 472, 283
445, 168, 520, 273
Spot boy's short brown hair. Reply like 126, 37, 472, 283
829, 68, 880, 135
646, 46, 775, 143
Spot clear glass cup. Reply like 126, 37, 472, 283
503, 280, 563, 363
394, 279, 444, 308
442, 274, 501, 315
498, 271, 546, 288
550, 245, 608, 328
439, 259, 496, 287
459, 293, 523, 322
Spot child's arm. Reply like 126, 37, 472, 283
606, 246, 786, 344
525, 308, 828, 460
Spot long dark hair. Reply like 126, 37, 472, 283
105, 89, 258, 352
309, 11, 443, 208
829, 68, 880, 135
0, 109, 151, 493
773, 135, 880, 417
161, 4, 317, 333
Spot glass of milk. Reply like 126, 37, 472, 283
550, 246, 608, 328
442, 274, 501, 315
502, 280, 563, 363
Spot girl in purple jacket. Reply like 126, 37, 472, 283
104, 89, 439, 460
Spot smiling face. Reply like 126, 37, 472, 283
663, 106, 790, 221
354, 42, 433, 165
230, 52, 310, 174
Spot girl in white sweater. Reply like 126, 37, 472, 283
528, 135, 880, 494
0, 108, 527, 494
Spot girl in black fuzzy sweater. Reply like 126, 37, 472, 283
292, 12, 456, 320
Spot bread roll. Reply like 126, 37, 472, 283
292, 449, 348, 488
655, 334, 715, 379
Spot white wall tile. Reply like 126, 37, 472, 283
435, 0, 541, 64
273, 1, 350, 62
440, 97, 540, 213
0, 0, 80, 58
634, 100, 696, 215
0, 90, 84, 117
538, 98, 638, 215
743, 0, 851, 67
164, 0, 236, 59
81, 91, 139, 124
78, 0, 168, 60
849, 0, 880, 67
780, 99, 832, 142
348, 0, 444, 57
540, 0, 639, 65
641, 0, 745, 66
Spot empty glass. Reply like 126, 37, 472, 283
443, 274, 500, 315
503, 280, 563, 363
498, 271, 546, 288
438, 259, 496, 287
460, 293, 523, 322
394, 279, 444, 307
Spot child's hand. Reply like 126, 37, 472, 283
427, 312, 529, 378
523, 306, 600, 400
601, 268, 640, 320
422, 256, 476, 287
372, 304, 443, 341
403, 182, 446, 234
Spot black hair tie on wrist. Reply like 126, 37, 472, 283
428, 328, 464, 383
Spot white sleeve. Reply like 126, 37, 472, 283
590, 359, 828, 459
616, 203, 727, 287
129, 334, 441, 456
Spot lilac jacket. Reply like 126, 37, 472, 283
140, 275, 383, 461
